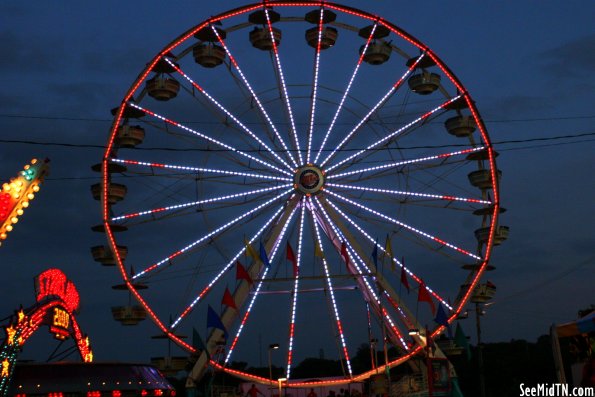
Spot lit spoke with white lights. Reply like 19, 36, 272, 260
127, 103, 292, 176
319, 53, 426, 168
314, 23, 378, 165
310, 202, 353, 376
327, 146, 486, 180
264, 8, 303, 165
324, 197, 453, 310
171, 203, 295, 330
225, 205, 299, 364
312, 197, 408, 350
111, 184, 291, 222
286, 200, 306, 379
110, 158, 291, 182
325, 189, 482, 261
133, 188, 293, 280
306, 8, 325, 164
327, 183, 491, 206
342, 241, 409, 349
212, 26, 298, 168
165, 58, 293, 171
325, 96, 462, 173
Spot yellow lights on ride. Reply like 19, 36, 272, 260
0, 158, 49, 246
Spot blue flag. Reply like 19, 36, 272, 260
207, 305, 228, 339
192, 327, 209, 358
455, 322, 471, 361
259, 241, 270, 268
434, 303, 449, 327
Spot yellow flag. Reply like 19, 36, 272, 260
314, 241, 325, 258
384, 235, 395, 271
244, 238, 260, 262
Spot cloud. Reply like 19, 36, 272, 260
539, 33, 595, 78
0, 30, 66, 73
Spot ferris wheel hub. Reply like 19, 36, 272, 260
294, 165, 325, 195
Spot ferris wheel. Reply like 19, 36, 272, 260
95, 1, 506, 386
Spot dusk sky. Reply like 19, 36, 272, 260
0, 1, 593, 371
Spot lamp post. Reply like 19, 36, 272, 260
268, 343, 280, 384
278, 378, 287, 397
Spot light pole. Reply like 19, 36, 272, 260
268, 343, 280, 384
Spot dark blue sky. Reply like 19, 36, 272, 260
0, 1, 593, 368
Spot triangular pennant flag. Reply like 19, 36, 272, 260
222, 286, 237, 310
400, 261, 410, 293
434, 303, 449, 327
340, 242, 350, 267
417, 280, 436, 315
259, 242, 270, 268
192, 327, 209, 358
314, 241, 324, 258
236, 260, 253, 285
455, 322, 471, 361
244, 238, 260, 262
207, 305, 228, 339
371, 240, 378, 268
384, 235, 395, 271
286, 242, 298, 277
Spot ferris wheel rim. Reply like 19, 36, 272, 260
100, 0, 501, 384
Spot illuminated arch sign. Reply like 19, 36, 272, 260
0, 269, 92, 396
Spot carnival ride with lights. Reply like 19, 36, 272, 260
0, 158, 49, 247
93, 1, 508, 390
0, 269, 93, 396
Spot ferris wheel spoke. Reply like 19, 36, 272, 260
110, 158, 291, 182
309, 202, 353, 376
311, 197, 410, 350
319, 53, 427, 168
325, 95, 462, 173
171, 201, 298, 330
165, 59, 293, 171
127, 102, 292, 176
132, 188, 293, 280
305, 7, 325, 164
327, 182, 491, 207
211, 26, 298, 168
325, 188, 482, 261
327, 146, 486, 180
323, 196, 453, 311
225, 203, 299, 364
262, 8, 303, 165
111, 184, 291, 222
285, 199, 306, 379
313, 22, 378, 165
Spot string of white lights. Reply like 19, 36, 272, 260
314, 22, 378, 164
128, 103, 292, 176
211, 25, 298, 168
319, 54, 426, 168
165, 58, 293, 171
133, 188, 293, 280
325, 96, 462, 173
325, 189, 482, 261
224, 205, 299, 364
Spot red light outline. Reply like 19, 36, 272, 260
101, 0, 501, 384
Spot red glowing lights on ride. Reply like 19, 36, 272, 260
34, 269, 80, 313
0, 158, 49, 246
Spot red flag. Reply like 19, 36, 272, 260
400, 258, 410, 293
235, 261, 253, 285
286, 242, 297, 277
418, 279, 436, 315
340, 242, 349, 267
222, 286, 237, 310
